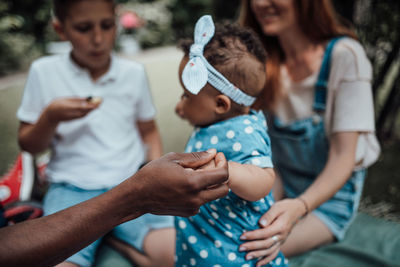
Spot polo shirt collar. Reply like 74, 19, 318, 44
66, 52, 117, 84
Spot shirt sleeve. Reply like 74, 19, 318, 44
329, 39, 376, 133
135, 66, 156, 121
241, 117, 273, 168
241, 137, 273, 168
16, 62, 46, 123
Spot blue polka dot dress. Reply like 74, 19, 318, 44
175, 110, 288, 267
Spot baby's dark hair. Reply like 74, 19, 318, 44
179, 21, 267, 100
53, 0, 114, 22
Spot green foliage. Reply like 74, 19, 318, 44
117, 0, 174, 49
169, 0, 240, 40
353, 0, 400, 141
0, 0, 51, 76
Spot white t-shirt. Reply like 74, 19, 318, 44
17, 54, 156, 189
274, 38, 380, 169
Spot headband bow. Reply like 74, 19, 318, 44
181, 15, 256, 107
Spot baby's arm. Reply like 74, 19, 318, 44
228, 162, 275, 201
137, 120, 163, 161
18, 98, 99, 154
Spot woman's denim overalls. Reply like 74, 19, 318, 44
267, 38, 365, 240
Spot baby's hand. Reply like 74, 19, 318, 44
196, 150, 229, 188
195, 149, 218, 170
45, 97, 100, 123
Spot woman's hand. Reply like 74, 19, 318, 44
239, 198, 306, 266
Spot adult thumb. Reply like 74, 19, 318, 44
175, 149, 216, 169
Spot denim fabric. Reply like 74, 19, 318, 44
266, 36, 364, 241
43, 183, 173, 267
267, 113, 365, 240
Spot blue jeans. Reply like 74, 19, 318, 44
43, 183, 173, 267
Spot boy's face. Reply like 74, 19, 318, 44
175, 57, 218, 127
55, 0, 116, 76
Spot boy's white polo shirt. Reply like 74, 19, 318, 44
17, 54, 156, 189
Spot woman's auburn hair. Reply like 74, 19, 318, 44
239, 0, 357, 111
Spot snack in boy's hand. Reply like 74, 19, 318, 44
86, 96, 103, 105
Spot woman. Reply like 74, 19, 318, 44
238, 0, 381, 265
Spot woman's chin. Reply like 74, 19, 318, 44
261, 26, 281, 37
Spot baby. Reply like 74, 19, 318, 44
174, 15, 288, 267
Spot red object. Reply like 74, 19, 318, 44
120, 12, 141, 29
4, 201, 43, 224
0, 153, 34, 206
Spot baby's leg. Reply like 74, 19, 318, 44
111, 214, 175, 267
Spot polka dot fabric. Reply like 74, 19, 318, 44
184, 110, 273, 168
175, 110, 287, 266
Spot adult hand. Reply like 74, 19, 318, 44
0, 150, 228, 267
121, 149, 229, 220
239, 198, 305, 266
45, 97, 100, 123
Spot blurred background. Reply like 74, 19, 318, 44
0, 0, 399, 219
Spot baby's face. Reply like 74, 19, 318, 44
175, 87, 217, 127
175, 57, 218, 127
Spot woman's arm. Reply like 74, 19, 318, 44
297, 132, 358, 210
137, 120, 163, 161
18, 98, 99, 154
239, 132, 359, 264
228, 162, 275, 201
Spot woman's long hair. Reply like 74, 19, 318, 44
239, 0, 357, 110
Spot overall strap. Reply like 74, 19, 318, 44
313, 37, 344, 111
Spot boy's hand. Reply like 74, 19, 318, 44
45, 97, 100, 123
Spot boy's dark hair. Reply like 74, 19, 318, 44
179, 21, 267, 99
53, 0, 114, 22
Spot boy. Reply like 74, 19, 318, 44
17, 0, 173, 266
174, 16, 288, 266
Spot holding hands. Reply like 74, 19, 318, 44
125, 149, 230, 219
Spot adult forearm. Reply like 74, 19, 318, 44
0, 183, 141, 267
299, 132, 358, 211
299, 154, 355, 211
0, 151, 229, 267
